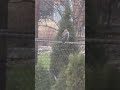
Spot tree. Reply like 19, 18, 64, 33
50, 0, 78, 79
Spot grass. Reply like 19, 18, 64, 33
37, 52, 51, 69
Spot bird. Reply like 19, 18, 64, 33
61, 29, 69, 44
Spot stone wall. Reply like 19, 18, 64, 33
7, 1, 35, 64
8, 2, 34, 30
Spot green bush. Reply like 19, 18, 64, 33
35, 64, 54, 90
65, 53, 85, 90
52, 53, 85, 90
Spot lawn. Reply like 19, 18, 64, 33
37, 52, 51, 69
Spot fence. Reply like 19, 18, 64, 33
35, 39, 85, 90
35, 36, 120, 90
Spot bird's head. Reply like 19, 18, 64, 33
64, 29, 68, 32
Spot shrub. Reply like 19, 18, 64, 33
52, 53, 85, 90
35, 64, 53, 90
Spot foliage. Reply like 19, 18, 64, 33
37, 52, 50, 69
66, 53, 85, 90
52, 53, 85, 90
35, 64, 54, 90
52, 68, 67, 90
35, 52, 54, 90
50, 0, 78, 78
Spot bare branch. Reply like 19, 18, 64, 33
38, 24, 58, 31
43, 0, 64, 17
48, 17, 60, 27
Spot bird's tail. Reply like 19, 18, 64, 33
62, 38, 66, 44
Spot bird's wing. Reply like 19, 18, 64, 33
62, 31, 65, 38
66, 32, 69, 40
67, 32, 69, 38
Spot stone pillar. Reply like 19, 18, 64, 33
8, 1, 35, 64
0, 0, 8, 89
